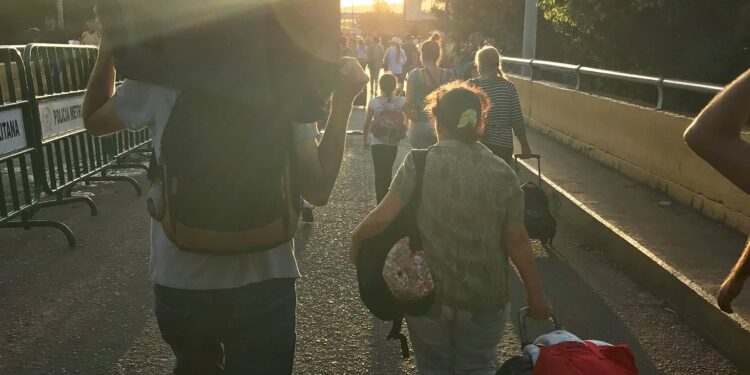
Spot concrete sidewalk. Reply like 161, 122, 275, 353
518, 127, 750, 369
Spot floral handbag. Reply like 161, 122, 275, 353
383, 238, 434, 301
381, 149, 434, 302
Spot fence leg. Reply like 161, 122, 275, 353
84, 176, 142, 197
27, 194, 99, 218
109, 163, 149, 173
0, 220, 76, 247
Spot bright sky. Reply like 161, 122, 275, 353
340, 0, 403, 8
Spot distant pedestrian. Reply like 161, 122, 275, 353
362, 74, 407, 203
405, 39, 455, 149
351, 81, 551, 374
81, 20, 101, 46
355, 38, 368, 69
469, 46, 533, 165
42, 16, 66, 43
402, 35, 419, 74
383, 37, 407, 89
684, 67, 750, 314
367, 36, 385, 96
341, 36, 354, 57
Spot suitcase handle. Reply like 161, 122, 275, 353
514, 154, 542, 187
518, 307, 560, 348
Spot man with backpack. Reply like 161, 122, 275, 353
82, 30, 368, 374
684, 68, 750, 314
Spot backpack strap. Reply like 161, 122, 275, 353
387, 317, 410, 359
147, 146, 160, 182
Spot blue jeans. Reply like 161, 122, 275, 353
154, 278, 297, 375
406, 303, 510, 375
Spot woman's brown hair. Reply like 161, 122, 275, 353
424, 81, 490, 144
420, 40, 441, 65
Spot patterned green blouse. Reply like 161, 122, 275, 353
389, 140, 524, 312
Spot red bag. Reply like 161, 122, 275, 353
533, 341, 638, 375
371, 97, 407, 143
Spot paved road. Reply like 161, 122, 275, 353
0, 109, 742, 374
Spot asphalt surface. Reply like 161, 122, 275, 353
0, 108, 744, 374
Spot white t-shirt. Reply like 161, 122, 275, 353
384, 47, 408, 75
367, 95, 406, 146
111, 80, 316, 290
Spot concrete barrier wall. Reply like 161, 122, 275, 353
508, 76, 750, 234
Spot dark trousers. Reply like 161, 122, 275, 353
482, 142, 514, 166
154, 278, 297, 375
371, 144, 398, 203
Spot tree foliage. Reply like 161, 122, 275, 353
440, 0, 750, 84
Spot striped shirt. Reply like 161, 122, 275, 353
471, 77, 526, 148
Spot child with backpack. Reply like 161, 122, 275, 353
352, 81, 550, 374
363, 74, 408, 203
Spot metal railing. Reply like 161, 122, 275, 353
501, 57, 724, 110
0, 47, 74, 246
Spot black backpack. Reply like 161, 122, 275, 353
356, 149, 432, 359
515, 155, 557, 246
150, 92, 299, 255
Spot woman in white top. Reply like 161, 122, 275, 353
363, 74, 407, 203
383, 37, 408, 90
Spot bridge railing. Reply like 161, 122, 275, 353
501, 57, 724, 111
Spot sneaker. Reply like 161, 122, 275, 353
301, 206, 314, 223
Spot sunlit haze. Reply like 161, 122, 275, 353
340, 0, 403, 8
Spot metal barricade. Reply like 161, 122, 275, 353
0, 47, 74, 246
22, 44, 149, 226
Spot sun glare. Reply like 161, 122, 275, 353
340, 0, 403, 8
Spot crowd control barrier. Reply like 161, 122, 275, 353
22, 44, 150, 226
0, 47, 74, 246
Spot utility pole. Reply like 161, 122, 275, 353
56, 0, 65, 30
521, 0, 538, 76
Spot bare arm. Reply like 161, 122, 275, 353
684, 68, 750, 193
503, 219, 550, 319
82, 40, 125, 136
717, 239, 750, 313
350, 191, 406, 264
297, 57, 368, 206
363, 107, 374, 149
404, 73, 419, 122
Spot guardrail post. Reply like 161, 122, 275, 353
575, 65, 582, 91
528, 59, 535, 81
656, 77, 664, 110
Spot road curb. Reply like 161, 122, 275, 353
517, 160, 750, 371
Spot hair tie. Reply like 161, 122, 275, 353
457, 109, 478, 129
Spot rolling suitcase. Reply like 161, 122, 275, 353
514, 155, 557, 246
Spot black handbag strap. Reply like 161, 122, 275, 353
406, 149, 429, 250
387, 317, 410, 358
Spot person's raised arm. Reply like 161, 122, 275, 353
82, 36, 125, 136
503, 218, 550, 319
296, 57, 368, 206
684, 68, 750, 193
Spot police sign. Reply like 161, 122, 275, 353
38, 94, 85, 141
0, 108, 27, 156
